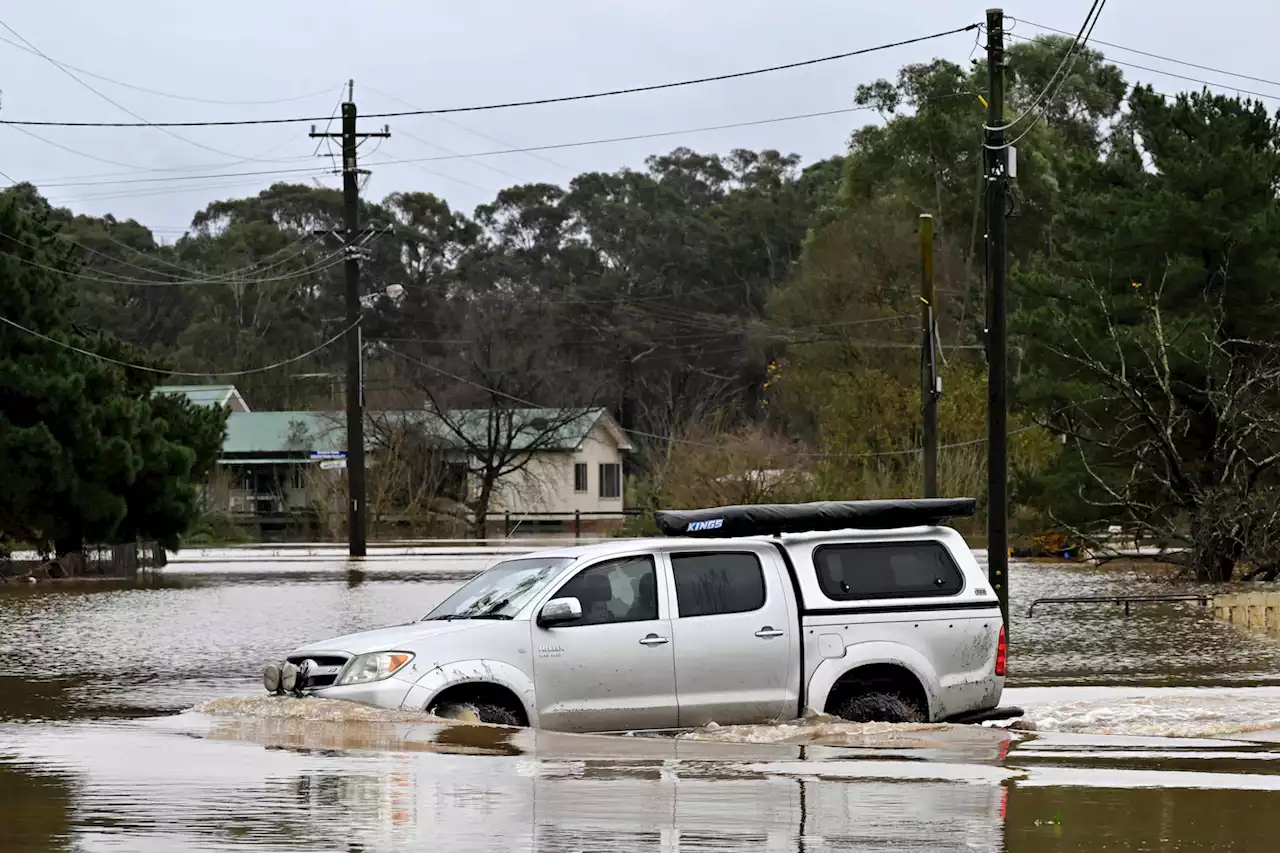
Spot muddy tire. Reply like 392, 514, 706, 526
832, 691, 926, 724
433, 701, 523, 727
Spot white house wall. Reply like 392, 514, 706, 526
477, 422, 626, 519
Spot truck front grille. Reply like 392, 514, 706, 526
286, 653, 351, 689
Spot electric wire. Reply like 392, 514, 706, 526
1016, 18, 1280, 91
21, 105, 882, 192
0, 314, 360, 378
0, 25, 980, 128
361, 83, 570, 171
985, 0, 1103, 132
1005, 30, 1280, 105
0, 226, 375, 286
0, 18, 300, 165
379, 345, 1038, 458
0, 34, 337, 106
983, 0, 1105, 150
984, 0, 1109, 151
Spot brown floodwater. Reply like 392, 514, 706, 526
2, 550, 1280, 851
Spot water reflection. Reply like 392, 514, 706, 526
0, 762, 74, 853
2, 554, 1280, 850
1006, 785, 1279, 851
6, 714, 1280, 851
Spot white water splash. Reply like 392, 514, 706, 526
188, 696, 440, 723
1016, 689, 1280, 738
677, 713, 954, 747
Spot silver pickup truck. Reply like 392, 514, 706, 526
262, 499, 1015, 732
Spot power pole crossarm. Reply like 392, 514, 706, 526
307, 86, 391, 559
985, 8, 1011, 633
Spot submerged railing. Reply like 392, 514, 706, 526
1027, 594, 1212, 617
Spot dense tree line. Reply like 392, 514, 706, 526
5, 34, 1280, 580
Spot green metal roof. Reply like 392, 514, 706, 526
223, 412, 343, 455
220, 408, 629, 456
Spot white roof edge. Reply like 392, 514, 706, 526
593, 410, 634, 451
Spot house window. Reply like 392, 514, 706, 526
574, 463, 589, 494
598, 463, 621, 499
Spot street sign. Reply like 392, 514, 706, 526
310, 450, 347, 460
319, 459, 347, 471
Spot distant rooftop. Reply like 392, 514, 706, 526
155, 384, 250, 412
219, 408, 630, 456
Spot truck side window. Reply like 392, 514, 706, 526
670, 552, 766, 618
553, 555, 658, 626
813, 542, 963, 600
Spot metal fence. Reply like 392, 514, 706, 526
1, 541, 167, 580
499, 510, 645, 539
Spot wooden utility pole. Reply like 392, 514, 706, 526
310, 81, 390, 558
985, 9, 1010, 630
920, 213, 939, 498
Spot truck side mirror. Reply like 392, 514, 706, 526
538, 597, 582, 627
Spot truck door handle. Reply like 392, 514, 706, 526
639, 634, 670, 646
755, 627, 785, 638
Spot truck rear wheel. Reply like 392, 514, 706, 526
832, 691, 926, 724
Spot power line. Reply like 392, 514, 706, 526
0, 225, 370, 286
2, 122, 316, 178
1016, 18, 1280, 91
22, 105, 878, 192
0, 314, 359, 378
28, 164, 333, 190
1002, 30, 1280, 106
984, 0, 1109, 150
366, 106, 884, 169
393, 125, 524, 182
361, 83, 569, 171
0, 25, 979, 128
0, 34, 336, 106
44, 174, 331, 206
379, 344, 1038, 458
0, 18, 286, 165
986, 0, 1103, 132
0, 179, 339, 283
68, 226, 327, 282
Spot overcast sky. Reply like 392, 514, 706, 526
2, 1, 1275, 239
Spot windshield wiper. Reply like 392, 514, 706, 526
425, 597, 515, 621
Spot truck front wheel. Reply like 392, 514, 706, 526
433, 701, 523, 727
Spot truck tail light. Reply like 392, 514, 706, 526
995, 624, 1007, 677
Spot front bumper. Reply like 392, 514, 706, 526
305, 676, 417, 710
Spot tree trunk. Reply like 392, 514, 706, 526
53, 535, 84, 578
470, 479, 495, 540
1190, 507, 1244, 583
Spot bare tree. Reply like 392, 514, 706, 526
306, 412, 464, 539
1035, 271, 1280, 582
388, 291, 602, 537
651, 416, 813, 509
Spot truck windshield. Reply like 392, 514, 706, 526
423, 557, 575, 621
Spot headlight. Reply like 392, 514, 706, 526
334, 652, 414, 686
